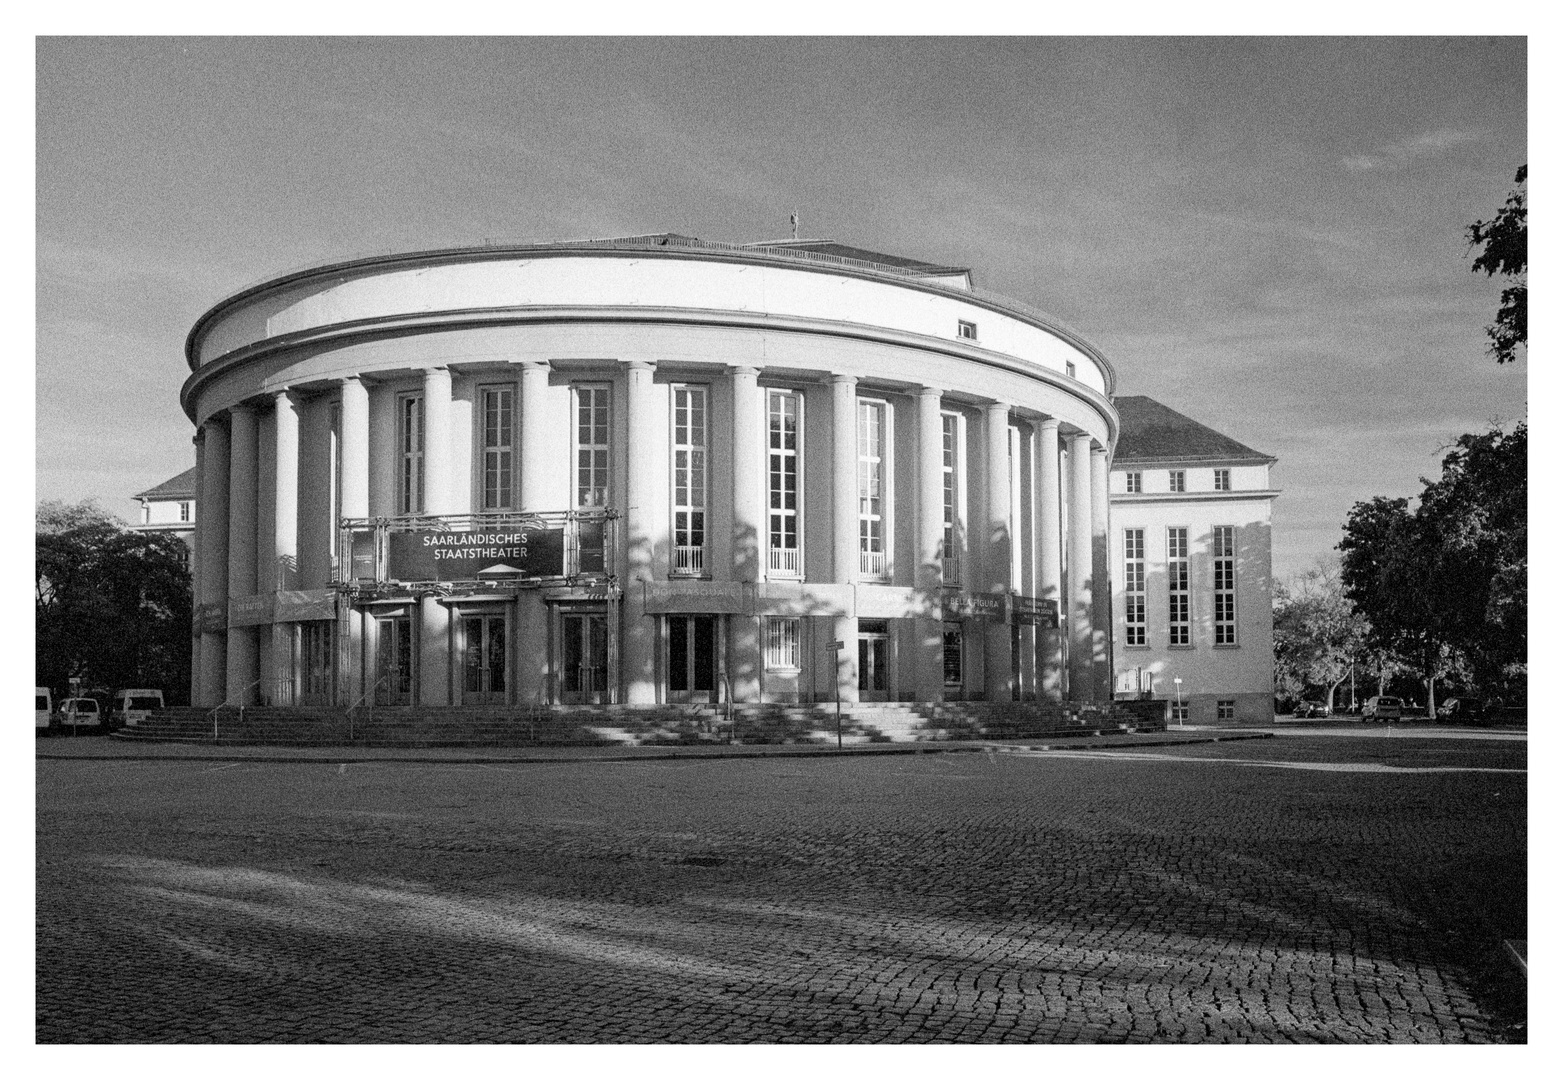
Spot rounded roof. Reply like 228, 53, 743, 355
183, 233, 1118, 396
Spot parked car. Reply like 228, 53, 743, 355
57, 697, 102, 731
1361, 695, 1402, 721
1436, 696, 1483, 723
1295, 700, 1331, 718
36, 687, 53, 733
111, 688, 165, 729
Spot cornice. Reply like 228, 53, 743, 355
180, 303, 1120, 450
1109, 490, 1282, 504
184, 243, 1119, 396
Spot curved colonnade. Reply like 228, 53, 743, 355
183, 239, 1118, 709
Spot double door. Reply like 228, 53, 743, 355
375, 615, 413, 705
857, 631, 891, 702
560, 612, 610, 704
667, 615, 717, 703
462, 613, 507, 704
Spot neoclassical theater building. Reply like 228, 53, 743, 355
183, 235, 1125, 711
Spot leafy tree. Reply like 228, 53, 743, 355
1338, 422, 1526, 713
1468, 165, 1526, 364
36, 500, 192, 703
1273, 560, 1369, 711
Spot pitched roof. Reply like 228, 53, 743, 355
133, 466, 198, 500
1112, 396, 1275, 465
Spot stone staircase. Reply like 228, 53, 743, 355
114, 700, 1165, 748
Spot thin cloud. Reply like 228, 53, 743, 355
1341, 128, 1482, 172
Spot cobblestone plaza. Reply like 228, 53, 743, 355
37, 733, 1525, 1043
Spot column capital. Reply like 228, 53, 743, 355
228, 401, 256, 419
728, 365, 761, 379
917, 385, 943, 401
985, 400, 1011, 418
1037, 416, 1061, 433
626, 360, 656, 373
519, 359, 551, 373
830, 374, 857, 388
338, 374, 364, 389
192, 428, 205, 447
1091, 443, 1109, 457
271, 387, 297, 405
1069, 430, 1093, 447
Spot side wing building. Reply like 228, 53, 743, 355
1109, 396, 1278, 724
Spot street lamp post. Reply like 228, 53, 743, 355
831, 640, 846, 750
1174, 677, 1184, 728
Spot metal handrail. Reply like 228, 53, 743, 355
345, 675, 390, 743
205, 679, 262, 741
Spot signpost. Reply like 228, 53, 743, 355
831, 640, 846, 750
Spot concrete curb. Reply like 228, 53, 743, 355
36, 732, 1272, 767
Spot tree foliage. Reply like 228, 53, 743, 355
1338, 424, 1526, 710
1468, 165, 1527, 364
1273, 561, 1370, 709
36, 500, 192, 703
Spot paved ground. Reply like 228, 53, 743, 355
36, 733, 1526, 1043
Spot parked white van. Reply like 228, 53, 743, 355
36, 687, 52, 732
112, 689, 164, 728
58, 698, 101, 730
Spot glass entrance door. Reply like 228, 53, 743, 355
462, 613, 507, 704
667, 615, 716, 703
560, 612, 609, 704
375, 615, 413, 705
858, 628, 891, 702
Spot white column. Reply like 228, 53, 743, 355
198, 418, 229, 708
423, 366, 453, 515
519, 361, 550, 510
226, 404, 259, 704
622, 361, 657, 704
1091, 445, 1112, 703
419, 596, 451, 705
1068, 432, 1094, 702
339, 377, 370, 706
730, 366, 762, 702
516, 362, 553, 706
190, 429, 205, 706
983, 401, 1013, 701
830, 375, 858, 702
1016, 425, 1037, 700
1036, 419, 1063, 704
915, 387, 944, 703
271, 392, 300, 705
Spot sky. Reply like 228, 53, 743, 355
35, 36, 1528, 582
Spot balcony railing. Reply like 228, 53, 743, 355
672, 545, 705, 576
860, 550, 887, 578
768, 547, 800, 576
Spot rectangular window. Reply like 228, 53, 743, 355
943, 623, 964, 686
1124, 528, 1146, 647
957, 320, 977, 340
1169, 469, 1185, 493
1214, 524, 1237, 645
1217, 699, 1235, 721
1125, 471, 1142, 494
857, 399, 888, 578
765, 617, 801, 669
399, 394, 424, 514
671, 386, 707, 576
1168, 526, 1190, 646
575, 385, 611, 508
941, 412, 960, 581
1214, 468, 1232, 492
1170, 703, 1189, 724
178, 501, 191, 522
767, 389, 801, 576
480, 386, 515, 510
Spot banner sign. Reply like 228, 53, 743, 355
1012, 595, 1059, 628
941, 592, 1010, 622
385, 527, 565, 583
274, 589, 337, 623
194, 602, 226, 635
228, 594, 273, 627
347, 528, 377, 581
